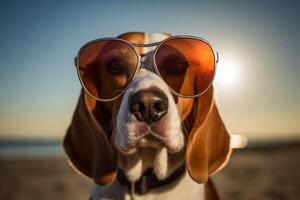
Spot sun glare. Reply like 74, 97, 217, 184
215, 58, 239, 87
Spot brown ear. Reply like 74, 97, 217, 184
63, 92, 118, 185
186, 86, 231, 183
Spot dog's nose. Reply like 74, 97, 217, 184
129, 89, 168, 124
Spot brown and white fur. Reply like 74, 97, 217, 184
63, 32, 232, 200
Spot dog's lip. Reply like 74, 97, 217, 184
117, 129, 184, 154
150, 131, 184, 153
118, 131, 167, 153
137, 134, 164, 149
137, 132, 183, 153
133, 130, 168, 143
148, 131, 168, 141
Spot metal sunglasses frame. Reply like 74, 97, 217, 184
74, 35, 219, 102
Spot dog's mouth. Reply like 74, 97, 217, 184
137, 133, 164, 149
116, 126, 184, 155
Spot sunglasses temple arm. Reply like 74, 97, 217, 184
74, 57, 77, 67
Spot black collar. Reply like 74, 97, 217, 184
117, 164, 186, 195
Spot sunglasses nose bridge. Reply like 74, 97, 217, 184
138, 53, 158, 75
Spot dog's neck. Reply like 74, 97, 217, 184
90, 168, 205, 200
97, 147, 204, 200
117, 162, 186, 195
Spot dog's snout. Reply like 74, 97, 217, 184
129, 89, 168, 124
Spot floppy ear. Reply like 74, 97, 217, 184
63, 91, 118, 185
186, 86, 231, 183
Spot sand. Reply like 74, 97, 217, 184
213, 144, 300, 200
0, 144, 299, 200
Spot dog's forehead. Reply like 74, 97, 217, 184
143, 33, 171, 52
117, 32, 171, 53
118, 32, 172, 72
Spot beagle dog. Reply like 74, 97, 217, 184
63, 32, 232, 200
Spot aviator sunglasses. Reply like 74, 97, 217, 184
74, 35, 218, 102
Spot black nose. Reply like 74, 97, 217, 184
129, 89, 168, 124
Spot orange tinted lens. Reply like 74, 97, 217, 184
155, 38, 215, 96
78, 40, 138, 100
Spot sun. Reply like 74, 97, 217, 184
215, 57, 239, 87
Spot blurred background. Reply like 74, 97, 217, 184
0, 0, 299, 199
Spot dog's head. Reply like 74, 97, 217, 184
64, 32, 231, 186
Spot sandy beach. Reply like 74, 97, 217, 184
0, 143, 299, 200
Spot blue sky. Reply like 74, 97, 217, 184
0, 0, 299, 139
